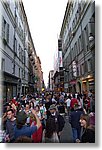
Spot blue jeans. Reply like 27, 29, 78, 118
72, 128, 78, 143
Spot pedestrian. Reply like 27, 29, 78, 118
14, 109, 41, 141
5, 109, 16, 142
30, 112, 43, 143
70, 94, 78, 111
43, 117, 59, 143
76, 114, 95, 143
69, 104, 84, 143
65, 96, 71, 115
24, 102, 31, 126
48, 104, 65, 141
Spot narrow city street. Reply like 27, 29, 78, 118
60, 116, 73, 143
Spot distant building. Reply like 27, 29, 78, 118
53, 38, 64, 92
48, 70, 54, 91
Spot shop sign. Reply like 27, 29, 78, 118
72, 61, 77, 77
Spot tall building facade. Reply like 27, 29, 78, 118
0, 0, 43, 102
48, 70, 54, 91
53, 39, 64, 92
34, 56, 43, 93
60, 0, 95, 93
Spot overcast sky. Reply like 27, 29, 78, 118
22, 0, 68, 87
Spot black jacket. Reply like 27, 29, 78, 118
81, 128, 95, 143
49, 112, 65, 133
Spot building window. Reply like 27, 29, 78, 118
88, 14, 95, 37
15, 38, 17, 53
84, 25, 89, 51
2, 17, 9, 44
71, 48, 74, 61
80, 64, 84, 75
82, 63, 84, 75
80, 65, 82, 75
15, 14, 18, 26
77, 66, 79, 76
12, 63, 15, 74
1, 58, 5, 71
84, 61, 88, 72
78, 36, 81, 52
87, 59, 92, 72
19, 68, 20, 78
22, 69, 23, 79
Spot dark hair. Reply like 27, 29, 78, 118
14, 136, 33, 143
29, 101, 34, 108
45, 117, 56, 138
36, 105, 40, 110
16, 111, 27, 129
7, 109, 14, 114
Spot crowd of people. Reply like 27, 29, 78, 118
0, 90, 95, 143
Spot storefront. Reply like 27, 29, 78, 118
2, 72, 19, 102
79, 75, 95, 93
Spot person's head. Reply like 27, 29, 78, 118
14, 136, 33, 143
39, 101, 42, 107
80, 114, 90, 128
29, 101, 34, 108
7, 109, 15, 120
45, 117, 56, 138
25, 103, 30, 110
6, 104, 11, 111
74, 103, 80, 110
35, 105, 40, 112
48, 104, 56, 115
16, 111, 27, 129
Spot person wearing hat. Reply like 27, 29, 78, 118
14, 109, 41, 141
47, 104, 65, 141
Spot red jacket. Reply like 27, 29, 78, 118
70, 98, 78, 109
30, 120, 42, 143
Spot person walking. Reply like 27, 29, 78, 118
5, 109, 16, 142
14, 109, 41, 141
48, 104, 65, 141
69, 104, 84, 143
65, 96, 71, 115
43, 117, 59, 143
78, 114, 95, 143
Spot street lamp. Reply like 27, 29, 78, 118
89, 35, 94, 42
